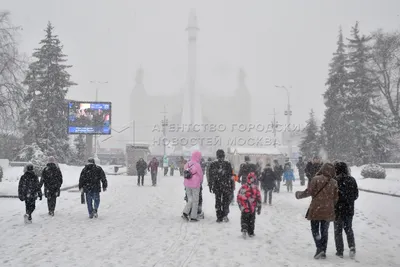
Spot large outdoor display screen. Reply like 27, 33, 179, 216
68, 101, 111, 134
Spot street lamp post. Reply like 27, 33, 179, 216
161, 106, 168, 157
275, 85, 292, 159
90, 81, 108, 158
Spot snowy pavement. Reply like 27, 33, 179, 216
1, 174, 400, 267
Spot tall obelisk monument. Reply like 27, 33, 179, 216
182, 9, 201, 126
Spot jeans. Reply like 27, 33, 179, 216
215, 190, 231, 220
86, 191, 100, 215
311, 220, 330, 252
241, 212, 256, 235
183, 187, 200, 219
151, 172, 157, 185
264, 189, 273, 204
334, 216, 355, 253
137, 174, 144, 185
164, 167, 168, 176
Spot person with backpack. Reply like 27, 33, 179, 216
238, 156, 257, 185
209, 149, 234, 223
40, 156, 63, 216
18, 163, 42, 223
182, 150, 203, 221
79, 158, 108, 219
136, 158, 147, 186
259, 163, 278, 205
237, 172, 262, 238
334, 162, 358, 259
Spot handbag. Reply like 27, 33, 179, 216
305, 179, 330, 218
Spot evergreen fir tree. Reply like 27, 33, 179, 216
300, 110, 320, 159
345, 22, 391, 164
322, 27, 353, 161
19, 22, 76, 164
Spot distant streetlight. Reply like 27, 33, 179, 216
89, 81, 108, 158
275, 85, 292, 159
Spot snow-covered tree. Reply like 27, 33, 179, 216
322, 27, 353, 161
19, 22, 76, 164
0, 12, 25, 129
300, 110, 320, 159
345, 22, 391, 164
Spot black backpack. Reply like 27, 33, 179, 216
184, 164, 194, 179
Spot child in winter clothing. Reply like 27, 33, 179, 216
237, 172, 262, 238
283, 163, 295, 192
18, 163, 42, 223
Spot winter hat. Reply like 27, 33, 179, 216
334, 162, 349, 176
247, 172, 256, 184
26, 163, 34, 172
88, 158, 95, 164
244, 156, 250, 162
216, 149, 225, 159
318, 163, 336, 179
48, 156, 55, 163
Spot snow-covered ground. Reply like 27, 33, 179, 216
350, 166, 400, 195
1, 171, 399, 266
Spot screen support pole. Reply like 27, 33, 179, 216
86, 135, 94, 159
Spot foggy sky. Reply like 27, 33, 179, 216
3, 0, 400, 148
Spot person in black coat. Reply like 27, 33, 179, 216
273, 160, 283, 193
79, 158, 108, 219
305, 156, 323, 186
40, 157, 63, 216
18, 163, 42, 223
209, 149, 234, 222
259, 164, 278, 205
238, 156, 257, 185
333, 161, 359, 259
136, 158, 147, 186
296, 157, 306, 186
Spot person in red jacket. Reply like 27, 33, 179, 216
237, 172, 262, 238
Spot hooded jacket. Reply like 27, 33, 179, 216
183, 151, 203, 188
306, 163, 339, 221
237, 173, 262, 213
40, 163, 63, 197
18, 171, 42, 201
334, 162, 359, 218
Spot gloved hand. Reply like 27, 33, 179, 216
103, 187, 107, 192
209, 186, 213, 193
39, 195, 42, 201
257, 206, 261, 215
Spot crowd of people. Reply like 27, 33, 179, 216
181, 150, 359, 259
17, 150, 359, 261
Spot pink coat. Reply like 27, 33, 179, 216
183, 151, 203, 188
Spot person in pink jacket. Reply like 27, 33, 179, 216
182, 150, 203, 221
